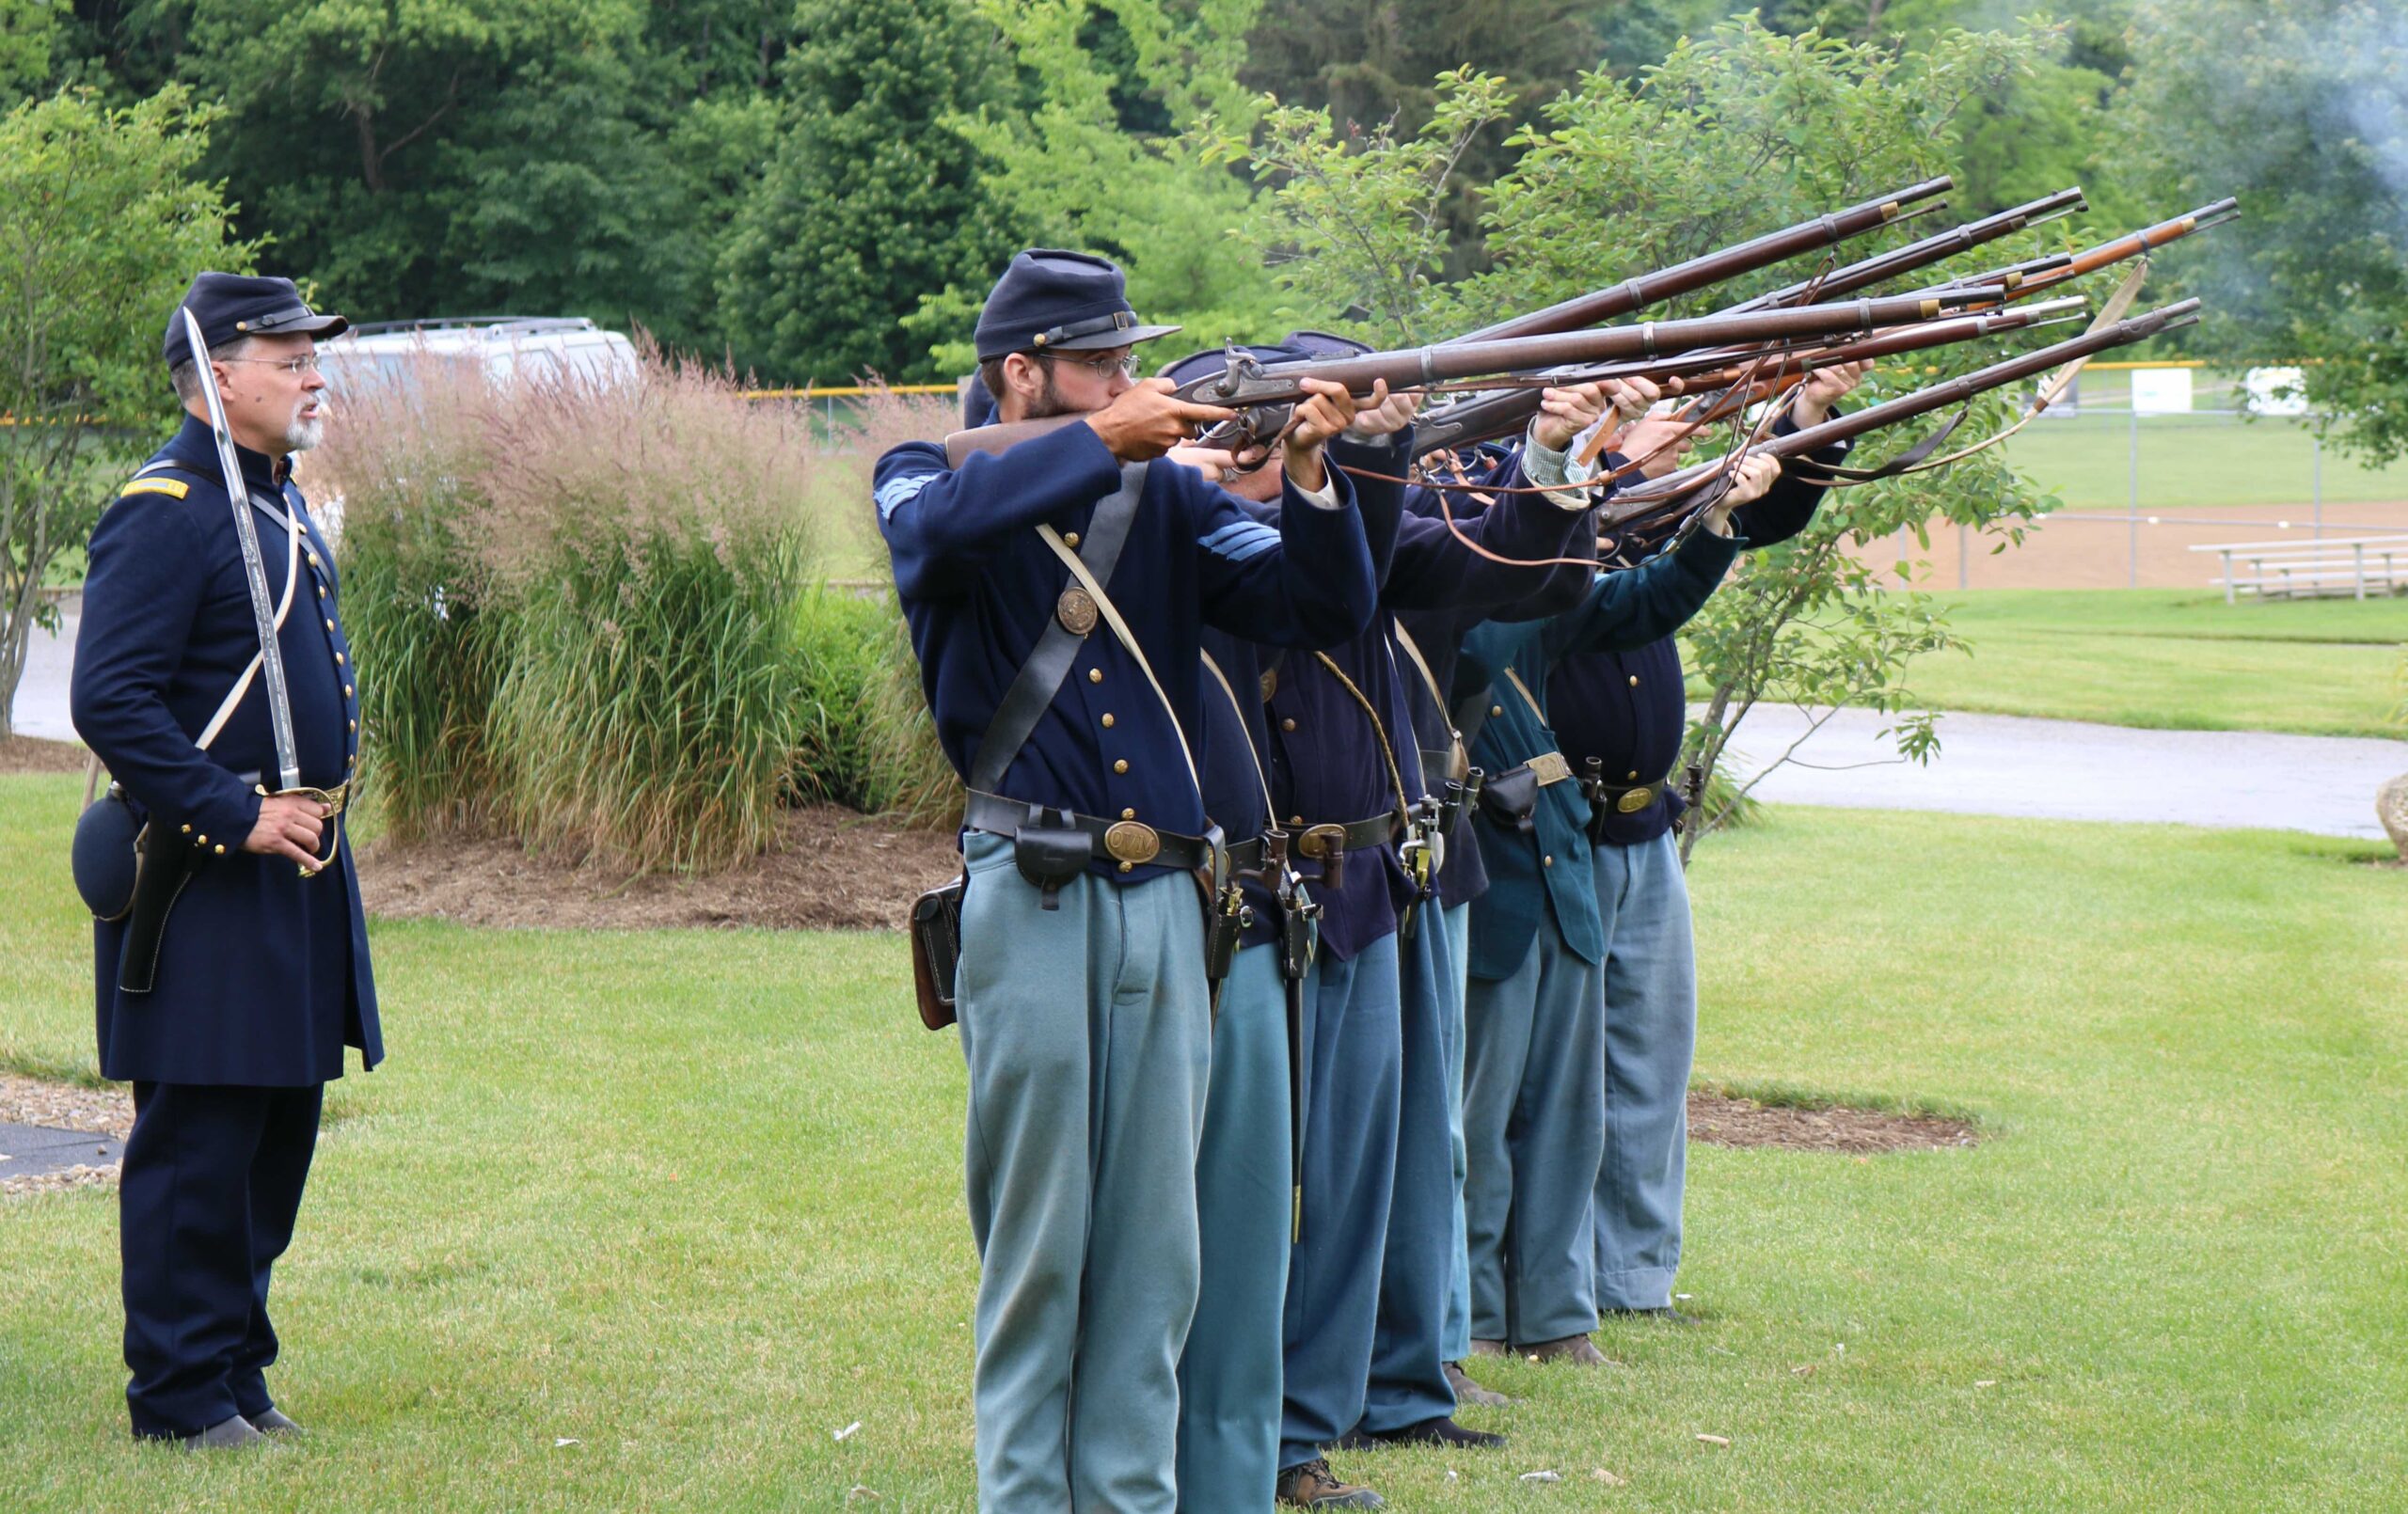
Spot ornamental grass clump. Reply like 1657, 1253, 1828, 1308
309, 355, 510, 842
476, 353, 823, 872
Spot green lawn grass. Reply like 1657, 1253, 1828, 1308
1873, 589, 2408, 736
2003, 409, 2406, 513
4, 772, 2405, 1510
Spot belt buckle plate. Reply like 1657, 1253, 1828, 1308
1528, 751, 1572, 786
1616, 783, 1658, 814
1102, 819, 1161, 865
1294, 823, 1348, 860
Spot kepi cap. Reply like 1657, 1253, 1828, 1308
164, 273, 347, 367
974, 250, 1179, 362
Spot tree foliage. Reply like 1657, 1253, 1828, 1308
717, 0, 1023, 384
0, 85, 255, 736
2120, 0, 2408, 465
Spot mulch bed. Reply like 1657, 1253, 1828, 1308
356, 805, 962, 933
0, 735, 90, 776
1687, 1090, 1977, 1154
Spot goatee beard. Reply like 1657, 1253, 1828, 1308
284, 414, 325, 452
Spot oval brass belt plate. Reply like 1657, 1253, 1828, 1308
1103, 821, 1162, 864
1259, 668, 1279, 702
1057, 588, 1098, 635
1616, 785, 1657, 813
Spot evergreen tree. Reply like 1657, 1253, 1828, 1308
716, 0, 1024, 385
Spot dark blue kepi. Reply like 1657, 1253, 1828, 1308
972, 249, 1180, 361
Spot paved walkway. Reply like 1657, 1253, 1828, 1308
0, 1120, 124, 1179
1721, 704, 2405, 841
17, 608, 2403, 840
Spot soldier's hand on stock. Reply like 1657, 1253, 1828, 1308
1616, 411, 1702, 480
1281, 378, 1363, 492
1088, 378, 1237, 463
1791, 360, 1872, 429
1167, 445, 1244, 482
246, 793, 328, 871
1341, 380, 1420, 441
1700, 452, 1783, 533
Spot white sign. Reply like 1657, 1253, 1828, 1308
2130, 367, 2194, 415
2245, 366, 2310, 417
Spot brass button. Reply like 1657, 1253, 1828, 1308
1117, 860, 1133, 873
1627, 674, 1640, 687
180, 824, 192, 835
1291, 814, 1305, 827
1627, 769, 1640, 781
349, 719, 356, 732
1114, 759, 1129, 774
1088, 669, 1102, 684
1543, 854, 1554, 867
196, 834, 208, 845
1280, 718, 1297, 733
1101, 714, 1116, 728
1490, 704, 1503, 718
317, 586, 326, 599
308, 553, 322, 568
344, 685, 354, 698
1121, 809, 1135, 820
1064, 531, 1081, 549
325, 618, 336, 632
214, 844, 226, 855
335, 653, 345, 666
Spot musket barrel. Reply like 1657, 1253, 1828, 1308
1719, 186, 2087, 314
1187, 288, 2005, 409
1604, 298, 2204, 519
1455, 175, 1955, 342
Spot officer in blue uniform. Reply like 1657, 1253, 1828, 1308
1451, 444, 1781, 1362
1550, 367, 1865, 1325
875, 251, 1379, 1512
71, 273, 377, 1447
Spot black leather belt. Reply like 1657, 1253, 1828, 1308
1290, 811, 1399, 892
963, 790, 1218, 872
1584, 776, 1667, 815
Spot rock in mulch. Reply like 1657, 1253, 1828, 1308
1687, 1090, 1976, 1154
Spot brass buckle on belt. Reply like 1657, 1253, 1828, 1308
1527, 751, 1573, 786
1293, 824, 1348, 860
1102, 819, 1161, 865
1615, 783, 1659, 814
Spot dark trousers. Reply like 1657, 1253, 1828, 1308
120, 1080, 324, 1438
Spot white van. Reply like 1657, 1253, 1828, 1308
317, 316, 641, 396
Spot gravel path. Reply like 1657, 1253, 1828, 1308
1720, 704, 2406, 841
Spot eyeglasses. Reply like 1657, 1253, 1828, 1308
1044, 351, 1141, 381
221, 354, 323, 376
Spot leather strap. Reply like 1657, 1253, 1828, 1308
135, 462, 304, 753
961, 789, 1217, 872
1199, 650, 1276, 818
1389, 623, 1467, 781
1307, 650, 1413, 825
968, 464, 1147, 794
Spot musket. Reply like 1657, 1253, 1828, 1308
1912, 198, 2242, 302
1714, 187, 2086, 314
1453, 175, 1955, 343
1599, 298, 2205, 538
1407, 187, 2080, 453
948, 288, 2005, 466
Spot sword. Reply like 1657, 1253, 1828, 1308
181, 307, 302, 795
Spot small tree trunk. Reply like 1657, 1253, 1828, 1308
1679, 680, 1738, 866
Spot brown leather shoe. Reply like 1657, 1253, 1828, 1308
1466, 1336, 1509, 1359
1447, 1360, 1513, 1407
1277, 1457, 1386, 1509
1522, 1332, 1610, 1365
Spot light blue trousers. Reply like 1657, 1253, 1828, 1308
1591, 831, 1699, 1312
957, 833, 1212, 1512
1463, 920, 1606, 1345
1359, 913, 1461, 1433
1279, 938, 1402, 1471
1177, 943, 1291, 1511
1441, 901, 1473, 1363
